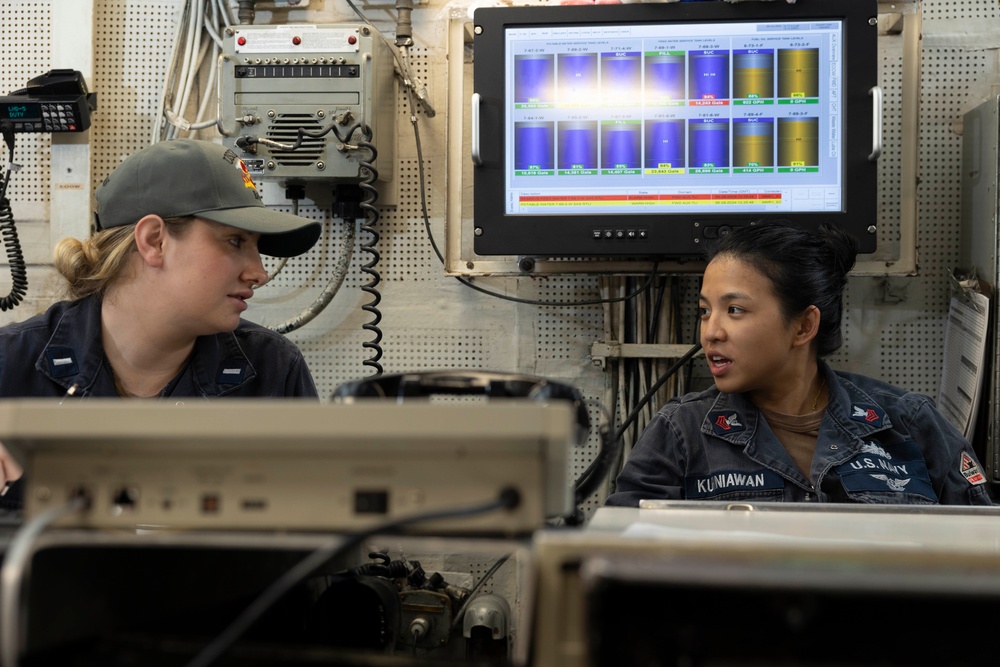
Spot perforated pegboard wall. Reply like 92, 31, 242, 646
91, 0, 182, 159
0, 2, 51, 209
0, 0, 998, 513
835, 0, 1000, 398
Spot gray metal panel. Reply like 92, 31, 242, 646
959, 95, 1000, 482
1, 0, 999, 512
1, 399, 574, 533
959, 96, 999, 282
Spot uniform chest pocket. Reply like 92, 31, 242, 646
834, 440, 938, 504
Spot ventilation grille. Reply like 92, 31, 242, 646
267, 114, 325, 165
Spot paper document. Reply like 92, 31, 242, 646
938, 290, 990, 441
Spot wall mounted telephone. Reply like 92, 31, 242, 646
0, 69, 97, 133
0, 70, 97, 311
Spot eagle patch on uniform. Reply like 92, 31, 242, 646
849, 403, 884, 427
960, 451, 987, 486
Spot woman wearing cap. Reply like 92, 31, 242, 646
0, 138, 323, 509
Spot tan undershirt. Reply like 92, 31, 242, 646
758, 406, 824, 478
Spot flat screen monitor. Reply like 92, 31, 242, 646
472, 0, 879, 259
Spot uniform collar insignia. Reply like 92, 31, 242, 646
709, 410, 745, 436
45, 347, 79, 378
216, 359, 248, 384
850, 403, 884, 427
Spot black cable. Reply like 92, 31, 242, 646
405, 94, 658, 308
235, 119, 363, 155
183, 487, 521, 667
569, 399, 615, 510
357, 127, 383, 375
624, 279, 639, 434
671, 276, 684, 347
640, 275, 670, 415
572, 342, 702, 507
647, 273, 668, 344
613, 341, 702, 451
0, 122, 28, 311
456, 271, 656, 307
683, 279, 704, 391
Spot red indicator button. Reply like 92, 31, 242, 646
348, 35, 357, 45
237, 36, 246, 46
292, 36, 302, 45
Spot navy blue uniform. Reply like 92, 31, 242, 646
0, 295, 317, 509
607, 363, 992, 506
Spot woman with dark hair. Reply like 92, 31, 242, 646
606, 222, 992, 506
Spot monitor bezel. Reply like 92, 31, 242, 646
471, 0, 879, 260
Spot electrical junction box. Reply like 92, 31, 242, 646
217, 23, 395, 188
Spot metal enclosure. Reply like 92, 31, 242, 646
959, 95, 1000, 482
218, 22, 396, 188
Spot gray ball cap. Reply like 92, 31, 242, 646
93, 139, 321, 257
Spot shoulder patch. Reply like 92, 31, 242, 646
708, 411, 745, 436
849, 403, 885, 427
961, 451, 987, 486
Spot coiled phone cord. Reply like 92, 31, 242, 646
0, 125, 28, 311
358, 127, 383, 375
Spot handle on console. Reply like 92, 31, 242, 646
868, 85, 883, 162
471, 92, 482, 166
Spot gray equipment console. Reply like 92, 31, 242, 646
0, 399, 573, 535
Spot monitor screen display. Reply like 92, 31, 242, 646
472, 1, 879, 259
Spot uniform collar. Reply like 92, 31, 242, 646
35, 296, 108, 394
36, 295, 257, 397
820, 361, 894, 435
185, 330, 258, 396
701, 361, 894, 444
